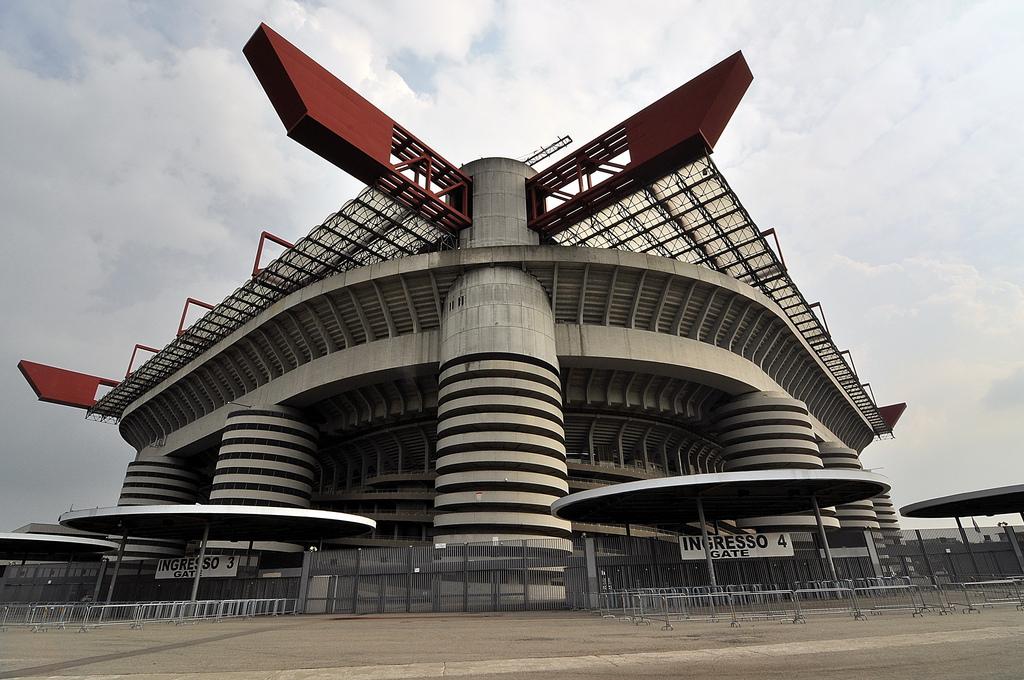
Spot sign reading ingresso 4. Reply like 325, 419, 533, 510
679, 533, 794, 560
155, 555, 239, 580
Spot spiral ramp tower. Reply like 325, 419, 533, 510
872, 494, 901, 532
433, 159, 572, 544
204, 406, 321, 553
715, 392, 840, 532
819, 442, 880, 530
114, 457, 200, 559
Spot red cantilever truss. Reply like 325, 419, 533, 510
526, 51, 753, 237
877, 403, 908, 431
18, 360, 120, 410
244, 23, 471, 232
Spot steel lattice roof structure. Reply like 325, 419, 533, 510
549, 154, 892, 437
85, 189, 454, 422
86, 153, 892, 438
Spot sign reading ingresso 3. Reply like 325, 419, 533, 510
155, 555, 239, 580
679, 532, 794, 560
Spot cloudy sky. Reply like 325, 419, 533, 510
1, 0, 1022, 531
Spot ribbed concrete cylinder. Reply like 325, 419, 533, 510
434, 263, 571, 543
717, 392, 839, 532
209, 406, 318, 509
715, 392, 823, 471
820, 442, 879, 530
872, 493, 900, 532
459, 158, 538, 249
115, 457, 200, 560
118, 458, 201, 506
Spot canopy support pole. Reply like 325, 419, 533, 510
105, 530, 127, 604
812, 496, 838, 582
954, 516, 981, 577
190, 522, 210, 602
696, 495, 717, 587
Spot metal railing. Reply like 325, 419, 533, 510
588, 580, 1024, 629
0, 598, 296, 632
940, 579, 1024, 614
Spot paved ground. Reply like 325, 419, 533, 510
2, 609, 1023, 679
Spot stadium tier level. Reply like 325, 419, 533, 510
20, 23, 906, 558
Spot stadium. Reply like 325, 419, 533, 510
18, 24, 907, 565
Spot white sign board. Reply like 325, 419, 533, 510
155, 555, 239, 580
679, 533, 794, 560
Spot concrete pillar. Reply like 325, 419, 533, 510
433, 158, 571, 544
584, 537, 599, 609
297, 549, 313, 614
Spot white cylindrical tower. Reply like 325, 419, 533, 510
115, 457, 201, 559
716, 391, 839, 532
209, 406, 318, 508
819, 442, 879, 530
872, 493, 900, 532
118, 457, 201, 506
433, 158, 571, 543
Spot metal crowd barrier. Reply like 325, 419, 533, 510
0, 598, 297, 632
589, 581, 1017, 629
794, 586, 864, 620
941, 580, 1024, 614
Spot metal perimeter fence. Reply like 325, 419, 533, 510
0, 560, 299, 605
0, 598, 297, 632
4, 526, 1022, 615
300, 527, 1024, 614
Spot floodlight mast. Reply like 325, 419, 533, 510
521, 135, 573, 166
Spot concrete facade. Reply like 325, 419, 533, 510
102, 157, 895, 550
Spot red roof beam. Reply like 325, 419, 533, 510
176, 298, 216, 337
251, 230, 295, 277
18, 360, 120, 410
125, 343, 160, 379
243, 23, 470, 232
878, 403, 907, 431
527, 52, 753, 237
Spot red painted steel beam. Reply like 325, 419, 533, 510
251, 230, 295, 277
244, 23, 471, 232
125, 344, 160, 379
177, 297, 216, 337
18, 360, 120, 410
527, 52, 753, 237
878, 402, 908, 431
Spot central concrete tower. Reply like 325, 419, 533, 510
433, 158, 572, 543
